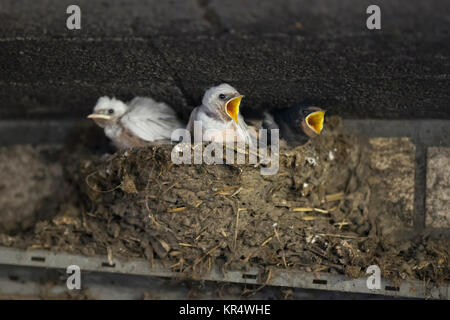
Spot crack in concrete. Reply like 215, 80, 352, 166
146, 38, 196, 112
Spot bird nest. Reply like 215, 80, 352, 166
1, 117, 448, 286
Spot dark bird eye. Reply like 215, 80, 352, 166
219, 94, 226, 100
108, 109, 114, 114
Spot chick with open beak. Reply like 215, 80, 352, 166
88, 96, 183, 150
263, 105, 325, 147
186, 83, 253, 145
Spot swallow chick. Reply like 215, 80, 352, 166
264, 105, 325, 147
88, 96, 183, 150
186, 83, 253, 145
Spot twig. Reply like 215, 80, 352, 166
145, 200, 161, 228
326, 192, 345, 202
179, 242, 194, 247
292, 207, 329, 214
233, 208, 240, 250
85, 171, 122, 193
317, 233, 364, 239
273, 226, 287, 268
242, 268, 273, 296
192, 243, 221, 268
167, 207, 187, 213
260, 235, 274, 247
292, 207, 314, 212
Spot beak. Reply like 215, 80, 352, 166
225, 95, 243, 123
304, 109, 325, 136
87, 113, 112, 120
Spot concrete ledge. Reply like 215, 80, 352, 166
0, 246, 446, 299
426, 148, 450, 228
0, 0, 449, 119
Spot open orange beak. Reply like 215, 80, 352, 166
305, 110, 325, 135
225, 95, 243, 123
87, 113, 112, 120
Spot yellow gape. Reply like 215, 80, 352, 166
226, 96, 243, 123
305, 111, 325, 134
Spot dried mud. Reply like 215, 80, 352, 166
0, 117, 448, 286
0, 145, 70, 234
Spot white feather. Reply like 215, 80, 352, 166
121, 97, 183, 142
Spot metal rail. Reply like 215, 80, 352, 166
0, 246, 447, 299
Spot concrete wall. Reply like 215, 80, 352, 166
1, 0, 449, 120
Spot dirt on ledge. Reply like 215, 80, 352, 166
0, 117, 448, 286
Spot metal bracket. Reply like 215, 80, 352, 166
0, 246, 447, 299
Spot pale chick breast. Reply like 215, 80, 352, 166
105, 124, 144, 150
104, 124, 123, 145
196, 108, 250, 144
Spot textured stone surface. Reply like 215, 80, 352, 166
368, 138, 416, 226
210, 0, 450, 36
426, 148, 450, 228
0, 0, 210, 37
0, 0, 449, 120
0, 145, 69, 234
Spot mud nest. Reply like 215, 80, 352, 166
1, 117, 448, 286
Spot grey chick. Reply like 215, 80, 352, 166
263, 105, 325, 147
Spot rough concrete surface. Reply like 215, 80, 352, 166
0, 145, 69, 234
0, 0, 210, 37
426, 147, 450, 228
368, 138, 416, 226
0, 0, 449, 120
